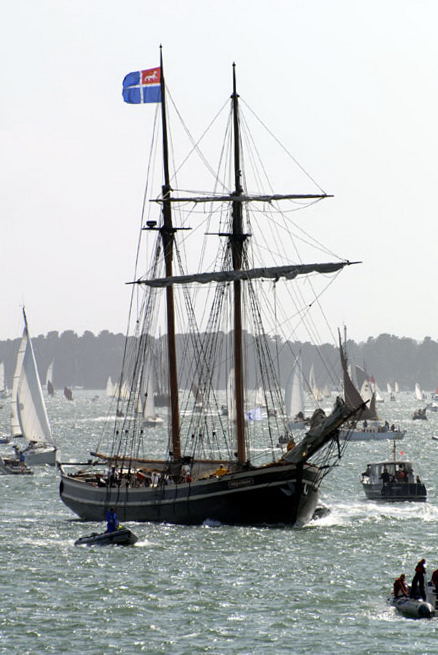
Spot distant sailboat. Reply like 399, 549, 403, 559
0, 362, 9, 398
64, 387, 73, 401
309, 364, 323, 402
105, 376, 114, 397
414, 383, 424, 401
46, 361, 55, 396
338, 330, 405, 441
141, 374, 164, 427
12, 310, 57, 465
285, 355, 308, 430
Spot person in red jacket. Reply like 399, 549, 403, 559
410, 559, 426, 600
393, 574, 409, 598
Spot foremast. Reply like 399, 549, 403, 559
159, 49, 181, 459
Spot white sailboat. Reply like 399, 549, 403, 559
12, 310, 57, 465
309, 364, 323, 402
0, 362, 10, 398
414, 383, 424, 401
141, 373, 163, 427
46, 360, 55, 396
105, 376, 114, 397
285, 355, 308, 430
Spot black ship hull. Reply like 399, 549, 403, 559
60, 462, 321, 527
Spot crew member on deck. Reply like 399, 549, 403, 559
410, 558, 426, 600
393, 574, 409, 598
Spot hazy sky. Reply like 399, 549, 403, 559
2, 0, 437, 343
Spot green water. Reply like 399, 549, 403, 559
1, 392, 438, 654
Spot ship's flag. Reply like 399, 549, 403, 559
245, 407, 263, 421
122, 67, 161, 104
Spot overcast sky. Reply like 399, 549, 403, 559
1, 0, 437, 343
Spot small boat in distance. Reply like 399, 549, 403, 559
74, 527, 138, 547
361, 442, 426, 502
0, 456, 33, 475
64, 387, 73, 401
338, 330, 405, 441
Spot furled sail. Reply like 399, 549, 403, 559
137, 261, 352, 288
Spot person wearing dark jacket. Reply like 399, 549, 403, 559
410, 558, 426, 600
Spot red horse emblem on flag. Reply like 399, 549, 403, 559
141, 68, 161, 85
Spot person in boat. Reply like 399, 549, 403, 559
395, 465, 407, 482
431, 569, 438, 593
393, 574, 409, 598
410, 559, 427, 600
105, 508, 119, 533
212, 464, 229, 477
380, 467, 390, 484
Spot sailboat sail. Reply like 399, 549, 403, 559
339, 333, 378, 421
10, 331, 27, 437
16, 330, 53, 446
46, 361, 55, 396
414, 383, 423, 401
285, 356, 305, 419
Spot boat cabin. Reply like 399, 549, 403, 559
362, 461, 414, 485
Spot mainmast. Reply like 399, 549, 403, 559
230, 64, 246, 465
159, 48, 181, 459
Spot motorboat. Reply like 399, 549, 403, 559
361, 448, 426, 502
340, 422, 405, 441
412, 408, 427, 420
0, 456, 33, 475
74, 527, 138, 547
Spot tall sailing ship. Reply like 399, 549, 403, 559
59, 54, 358, 526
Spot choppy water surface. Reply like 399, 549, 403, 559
1, 391, 438, 654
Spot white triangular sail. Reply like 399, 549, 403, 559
394, 382, 400, 394
0, 362, 4, 392
106, 376, 114, 397
10, 330, 27, 437
285, 357, 305, 419
142, 374, 156, 419
227, 367, 235, 423
309, 364, 322, 402
46, 360, 55, 396
387, 383, 392, 394
15, 321, 53, 446
415, 383, 423, 401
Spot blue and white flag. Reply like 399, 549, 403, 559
122, 67, 161, 104
245, 407, 263, 421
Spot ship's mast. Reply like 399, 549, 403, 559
159, 48, 181, 459
230, 64, 246, 465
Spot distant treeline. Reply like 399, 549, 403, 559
1, 330, 438, 392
